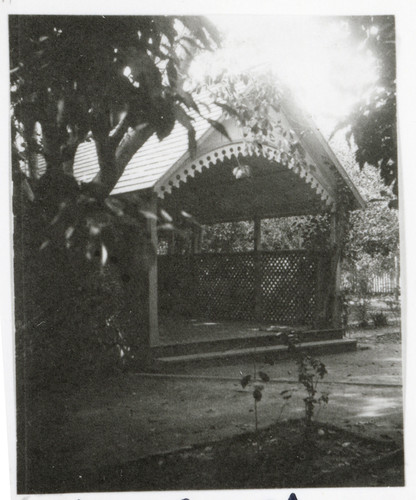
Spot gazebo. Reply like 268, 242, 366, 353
56, 88, 365, 364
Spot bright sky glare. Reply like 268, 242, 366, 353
189, 16, 379, 136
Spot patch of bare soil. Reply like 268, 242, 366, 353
40, 420, 403, 493
374, 330, 401, 343
348, 325, 401, 344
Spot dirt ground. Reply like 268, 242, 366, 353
20, 324, 404, 493
54, 420, 403, 492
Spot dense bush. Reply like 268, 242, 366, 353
371, 312, 389, 328
14, 189, 152, 391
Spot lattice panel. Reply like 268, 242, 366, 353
158, 251, 324, 325
192, 254, 256, 320
260, 252, 318, 324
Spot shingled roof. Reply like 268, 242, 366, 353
36, 87, 365, 215
37, 96, 222, 195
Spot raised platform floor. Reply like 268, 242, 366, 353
152, 317, 356, 370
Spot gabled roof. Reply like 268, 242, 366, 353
36, 86, 365, 214
151, 96, 366, 216
38, 97, 222, 195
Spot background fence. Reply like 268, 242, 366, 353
343, 272, 399, 295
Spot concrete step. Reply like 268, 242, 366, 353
152, 328, 344, 358
154, 338, 357, 370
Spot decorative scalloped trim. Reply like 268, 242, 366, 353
155, 142, 334, 208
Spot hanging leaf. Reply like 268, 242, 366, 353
140, 210, 158, 221
105, 198, 124, 217
158, 223, 175, 231
258, 371, 270, 382
176, 90, 200, 114
180, 210, 193, 219
65, 226, 75, 240
207, 119, 231, 141
22, 178, 35, 202
166, 59, 178, 88
39, 240, 50, 251
253, 386, 263, 402
159, 209, 173, 222
101, 244, 108, 266
213, 101, 240, 119
240, 374, 251, 388
174, 104, 197, 157
180, 17, 221, 50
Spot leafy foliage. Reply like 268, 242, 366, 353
333, 139, 399, 297
10, 15, 220, 199
335, 16, 397, 196
237, 338, 329, 446
240, 365, 269, 434
371, 312, 388, 328
240, 374, 251, 389
286, 335, 329, 438
14, 189, 155, 388
346, 202, 398, 271
201, 215, 331, 253
201, 221, 254, 253
11, 16, 221, 389
203, 72, 282, 152
192, 70, 313, 187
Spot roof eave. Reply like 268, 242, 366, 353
279, 92, 366, 211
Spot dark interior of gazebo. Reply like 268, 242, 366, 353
154, 155, 332, 354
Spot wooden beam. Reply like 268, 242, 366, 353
192, 225, 203, 254
167, 230, 175, 255
253, 217, 262, 251
327, 207, 347, 328
314, 252, 330, 328
180, 203, 325, 226
148, 194, 159, 346
253, 217, 263, 321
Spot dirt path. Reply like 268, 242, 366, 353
24, 326, 403, 491
20, 329, 403, 492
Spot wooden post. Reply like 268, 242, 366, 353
199, 226, 204, 253
192, 225, 203, 254
314, 251, 328, 328
254, 217, 263, 322
328, 207, 347, 328
148, 194, 159, 346
167, 230, 175, 255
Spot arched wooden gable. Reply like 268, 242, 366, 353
154, 99, 364, 225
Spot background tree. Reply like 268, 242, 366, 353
10, 15, 220, 385
335, 16, 398, 200
10, 16, 220, 198
189, 15, 397, 200
332, 136, 400, 298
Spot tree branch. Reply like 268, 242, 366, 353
86, 122, 153, 200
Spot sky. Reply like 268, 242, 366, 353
189, 16, 379, 136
